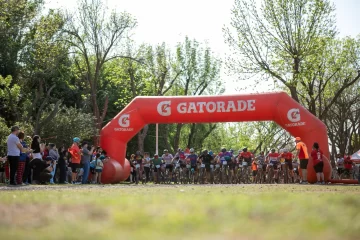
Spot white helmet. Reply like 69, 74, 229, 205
190, 148, 195, 153
283, 148, 288, 153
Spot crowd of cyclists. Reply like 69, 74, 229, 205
129, 137, 359, 185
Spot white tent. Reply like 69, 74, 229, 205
350, 150, 360, 162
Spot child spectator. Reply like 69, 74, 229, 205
95, 155, 105, 184
49, 143, 59, 184
143, 152, 151, 183
251, 158, 258, 183
129, 154, 136, 183
17, 131, 28, 185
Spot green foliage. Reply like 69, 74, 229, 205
0, 117, 9, 155
40, 105, 96, 147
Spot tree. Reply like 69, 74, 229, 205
64, 0, 137, 143
224, 0, 336, 102
171, 37, 223, 151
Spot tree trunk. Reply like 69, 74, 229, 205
187, 123, 196, 148
289, 86, 299, 103
173, 123, 183, 151
162, 124, 173, 152
137, 125, 149, 154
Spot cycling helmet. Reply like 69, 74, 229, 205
202, 149, 208, 154
190, 148, 195, 153
73, 137, 80, 143
209, 150, 213, 156
283, 148, 288, 153
238, 150, 242, 153
177, 148, 182, 152
271, 148, 276, 152
163, 149, 168, 153
154, 154, 159, 157
136, 151, 141, 155
243, 147, 247, 152
221, 148, 227, 153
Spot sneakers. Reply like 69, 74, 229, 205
321, 181, 325, 185
300, 181, 308, 184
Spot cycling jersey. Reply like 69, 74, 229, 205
199, 154, 213, 165
282, 152, 293, 160
162, 154, 174, 164
241, 151, 252, 163
257, 155, 265, 164
311, 149, 323, 166
135, 155, 143, 164
218, 152, 232, 162
268, 153, 280, 163
188, 154, 198, 166
174, 151, 186, 160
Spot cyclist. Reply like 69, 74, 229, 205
281, 148, 294, 183
228, 149, 236, 179
240, 147, 252, 174
186, 148, 198, 182
151, 154, 162, 184
292, 158, 300, 183
218, 148, 232, 165
134, 151, 144, 184
257, 151, 266, 173
173, 148, 190, 167
161, 149, 174, 180
198, 149, 214, 183
266, 149, 280, 183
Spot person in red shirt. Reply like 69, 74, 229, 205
281, 148, 294, 183
311, 142, 328, 184
266, 149, 281, 182
344, 156, 353, 176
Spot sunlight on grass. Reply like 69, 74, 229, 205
0, 185, 359, 240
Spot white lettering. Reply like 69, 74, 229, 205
206, 102, 216, 113
196, 102, 206, 113
177, 102, 187, 114
114, 128, 134, 132
226, 101, 237, 112
247, 100, 256, 111
216, 101, 226, 112
237, 100, 247, 111
285, 122, 306, 128
187, 102, 198, 113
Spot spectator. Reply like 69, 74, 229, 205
311, 142, 326, 184
22, 136, 33, 185
43, 143, 49, 160
336, 154, 344, 176
0, 157, 6, 183
68, 137, 81, 184
81, 142, 94, 184
295, 137, 309, 184
58, 147, 68, 184
95, 155, 105, 184
16, 131, 28, 185
49, 143, 59, 184
143, 152, 151, 183
7, 126, 30, 185
130, 154, 136, 183
39, 156, 54, 184
30, 135, 46, 184
344, 156, 353, 176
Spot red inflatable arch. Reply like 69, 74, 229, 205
100, 92, 331, 184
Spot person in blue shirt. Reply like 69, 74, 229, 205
186, 148, 198, 171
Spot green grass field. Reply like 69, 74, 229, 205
0, 184, 359, 240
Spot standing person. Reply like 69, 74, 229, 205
22, 136, 33, 184
311, 142, 327, 184
336, 154, 345, 176
95, 155, 105, 184
68, 137, 81, 184
48, 143, 59, 184
81, 142, 94, 184
251, 158, 258, 183
30, 135, 46, 184
295, 137, 309, 184
143, 152, 151, 183
7, 126, 30, 185
16, 132, 28, 185
58, 147, 68, 184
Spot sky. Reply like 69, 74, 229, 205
46, 0, 360, 94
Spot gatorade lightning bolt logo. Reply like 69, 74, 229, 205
118, 114, 130, 127
287, 109, 300, 123
157, 101, 171, 116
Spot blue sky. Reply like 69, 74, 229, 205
46, 0, 360, 93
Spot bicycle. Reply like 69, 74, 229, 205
256, 163, 264, 184
213, 163, 221, 184
198, 163, 206, 184
173, 161, 181, 184
221, 160, 230, 184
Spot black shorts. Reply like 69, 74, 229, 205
252, 170, 258, 176
71, 163, 81, 173
229, 162, 236, 170
191, 165, 198, 171
314, 161, 324, 173
337, 168, 344, 175
165, 164, 173, 172
262, 165, 267, 172
300, 159, 308, 169
285, 159, 293, 169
